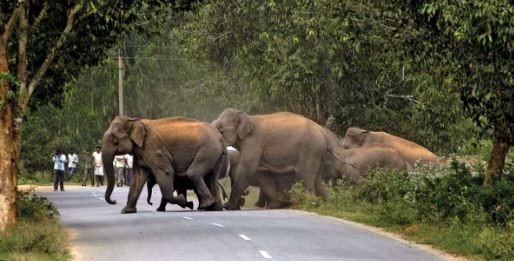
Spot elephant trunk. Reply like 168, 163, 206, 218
102, 147, 117, 205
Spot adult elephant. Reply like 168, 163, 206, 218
341, 127, 439, 166
328, 145, 408, 184
102, 115, 227, 213
226, 149, 295, 209
212, 109, 331, 210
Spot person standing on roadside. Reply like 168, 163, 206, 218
114, 155, 125, 187
81, 148, 95, 186
124, 154, 133, 186
93, 146, 104, 186
67, 150, 79, 180
52, 148, 66, 191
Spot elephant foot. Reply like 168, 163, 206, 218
254, 199, 265, 208
223, 201, 241, 210
198, 197, 216, 210
173, 194, 187, 208
205, 200, 222, 211
186, 201, 194, 210
156, 206, 166, 212
121, 206, 137, 214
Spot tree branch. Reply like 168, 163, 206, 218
1, 5, 23, 42
25, 4, 83, 105
30, 0, 49, 33
16, 0, 29, 99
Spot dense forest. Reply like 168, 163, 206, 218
21, 1, 500, 175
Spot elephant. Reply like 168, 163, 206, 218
212, 108, 332, 210
226, 149, 296, 209
327, 145, 408, 184
102, 115, 228, 214
341, 127, 439, 166
146, 174, 195, 211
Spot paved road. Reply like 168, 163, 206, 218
40, 186, 443, 261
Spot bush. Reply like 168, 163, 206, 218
0, 191, 69, 260
290, 158, 514, 260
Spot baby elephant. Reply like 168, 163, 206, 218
226, 150, 295, 209
330, 144, 408, 184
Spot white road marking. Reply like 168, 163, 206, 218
183, 216, 193, 220
239, 234, 251, 241
211, 223, 225, 227
99, 197, 104, 200
259, 250, 272, 259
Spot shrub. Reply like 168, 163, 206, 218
0, 191, 69, 260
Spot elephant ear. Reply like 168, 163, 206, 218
237, 112, 252, 140
129, 119, 146, 148
357, 129, 370, 146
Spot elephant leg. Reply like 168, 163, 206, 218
297, 153, 325, 197
157, 198, 167, 212
205, 172, 222, 211
254, 190, 268, 208
315, 173, 329, 200
123, 167, 149, 214
186, 155, 217, 210
152, 169, 187, 208
176, 185, 194, 210
224, 157, 259, 210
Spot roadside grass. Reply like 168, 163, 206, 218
0, 190, 70, 261
290, 158, 514, 260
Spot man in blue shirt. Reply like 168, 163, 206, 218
52, 148, 66, 191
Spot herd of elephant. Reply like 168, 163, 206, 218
101, 108, 438, 214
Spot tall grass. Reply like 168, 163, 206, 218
0, 190, 70, 260
290, 159, 514, 260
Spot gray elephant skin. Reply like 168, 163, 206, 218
227, 149, 295, 209
102, 115, 228, 214
341, 127, 439, 166
329, 145, 408, 184
212, 109, 332, 210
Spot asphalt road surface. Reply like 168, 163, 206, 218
40, 186, 444, 261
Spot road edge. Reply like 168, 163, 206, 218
288, 209, 467, 261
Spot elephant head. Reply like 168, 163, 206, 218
212, 108, 252, 148
102, 115, 145, 205
341, 127, 370, 149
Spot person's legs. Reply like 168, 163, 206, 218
53, 170, 59, 191
58, 170, 65, 191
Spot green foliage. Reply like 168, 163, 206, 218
177, 0, 476, 153
0, 191, 68, 260
420, 0, 514, 142
291, 159, 514, 259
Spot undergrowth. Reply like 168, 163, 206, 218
0, 190, 70, 261
290, 158, 514, 260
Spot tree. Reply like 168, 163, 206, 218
418, 1, 514, 185
179, 0, 474, 151
0, 0, 191, 230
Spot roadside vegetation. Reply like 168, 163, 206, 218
290, 150, 514, 260
0, 190, 69, 260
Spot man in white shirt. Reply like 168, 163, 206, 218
67, 150, 79, 180
92, 146, 104, 187
52, 148, 67, 191
114, 155, 126, 187
124, 154, 134, 186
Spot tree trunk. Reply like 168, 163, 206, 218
483, 123, 511, 187
0, 43, 17, 231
